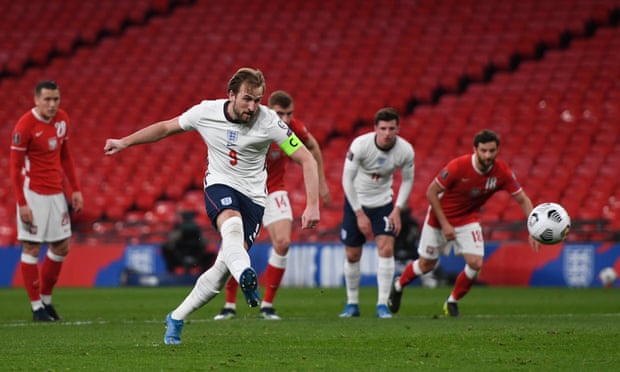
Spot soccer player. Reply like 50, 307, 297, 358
10, 80, 83, 321
103, 68, 320, 344
339, 107, 415, 319
388, 129, 540, 317
214, 90, 331, 320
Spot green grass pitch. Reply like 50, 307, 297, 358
0, 286, 618, 371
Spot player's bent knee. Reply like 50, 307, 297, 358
465, 257, 483, 271
272, 239, 291, 252
50, 240, 70, 256
419, 258, 438, 273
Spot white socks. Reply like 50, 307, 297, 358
377, 256, 395, 305
219, 216, 250, 282
172, 257, 229, 320
344, 256, 396, 306
343, 260, 361, 304
171, 216, 253, 321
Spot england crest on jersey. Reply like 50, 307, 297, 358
227, 130, 239, 143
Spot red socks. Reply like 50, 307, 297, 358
398, 261, 418, 287
224, 276, 238, 303
40, 255, 63, 297
451, 270, 475, 300
20, 261, 40, 302
262, 264, 285, 304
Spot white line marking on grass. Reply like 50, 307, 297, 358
0, 318, 215, 328
1, 313, 618, 328
469, 313, 620, 319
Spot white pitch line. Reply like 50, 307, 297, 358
1, 312, 618, 328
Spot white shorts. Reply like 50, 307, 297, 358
16, 190, 72, 243
417, 219, 484, 260
262, 190, 293, 227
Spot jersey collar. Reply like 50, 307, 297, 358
374, 134, 396, 152
471, 153, 493, 175
31, 108, 52, 123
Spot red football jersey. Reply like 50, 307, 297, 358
266, 117, 311, 192
10, 108, 80, 206
427, 154, 522, 228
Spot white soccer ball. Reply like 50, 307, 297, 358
527, 202, 571, 244
599, 267, 617, 287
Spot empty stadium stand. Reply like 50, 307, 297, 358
1, 0, 619, 246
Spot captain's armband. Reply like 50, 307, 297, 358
280, 133, 302, 156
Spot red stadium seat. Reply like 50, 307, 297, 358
2, 0, 620, 244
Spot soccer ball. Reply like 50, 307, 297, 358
599, 267, 617, 288
527, 202, 571, 244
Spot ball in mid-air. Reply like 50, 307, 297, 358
527, 202, 571, 244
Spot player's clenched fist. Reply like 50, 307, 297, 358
103, 139, 126, 155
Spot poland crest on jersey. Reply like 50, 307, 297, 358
48, 137, 58, 150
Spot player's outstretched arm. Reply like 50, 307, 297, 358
104, 117, 183, 156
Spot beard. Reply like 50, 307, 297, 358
481, 158, 494, 170
232, 103, 257, 124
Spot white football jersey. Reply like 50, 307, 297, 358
179, 99, 292, 206
343, 132, 415, 208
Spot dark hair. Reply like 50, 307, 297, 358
474, 129, 500, 147
35, 80, 59, 96
227, 67, 265, 95
374, 107, 400, 125
268, 90, 293, 108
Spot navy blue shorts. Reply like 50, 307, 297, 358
203, 184, 264, 248
340, 198, 395, 247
